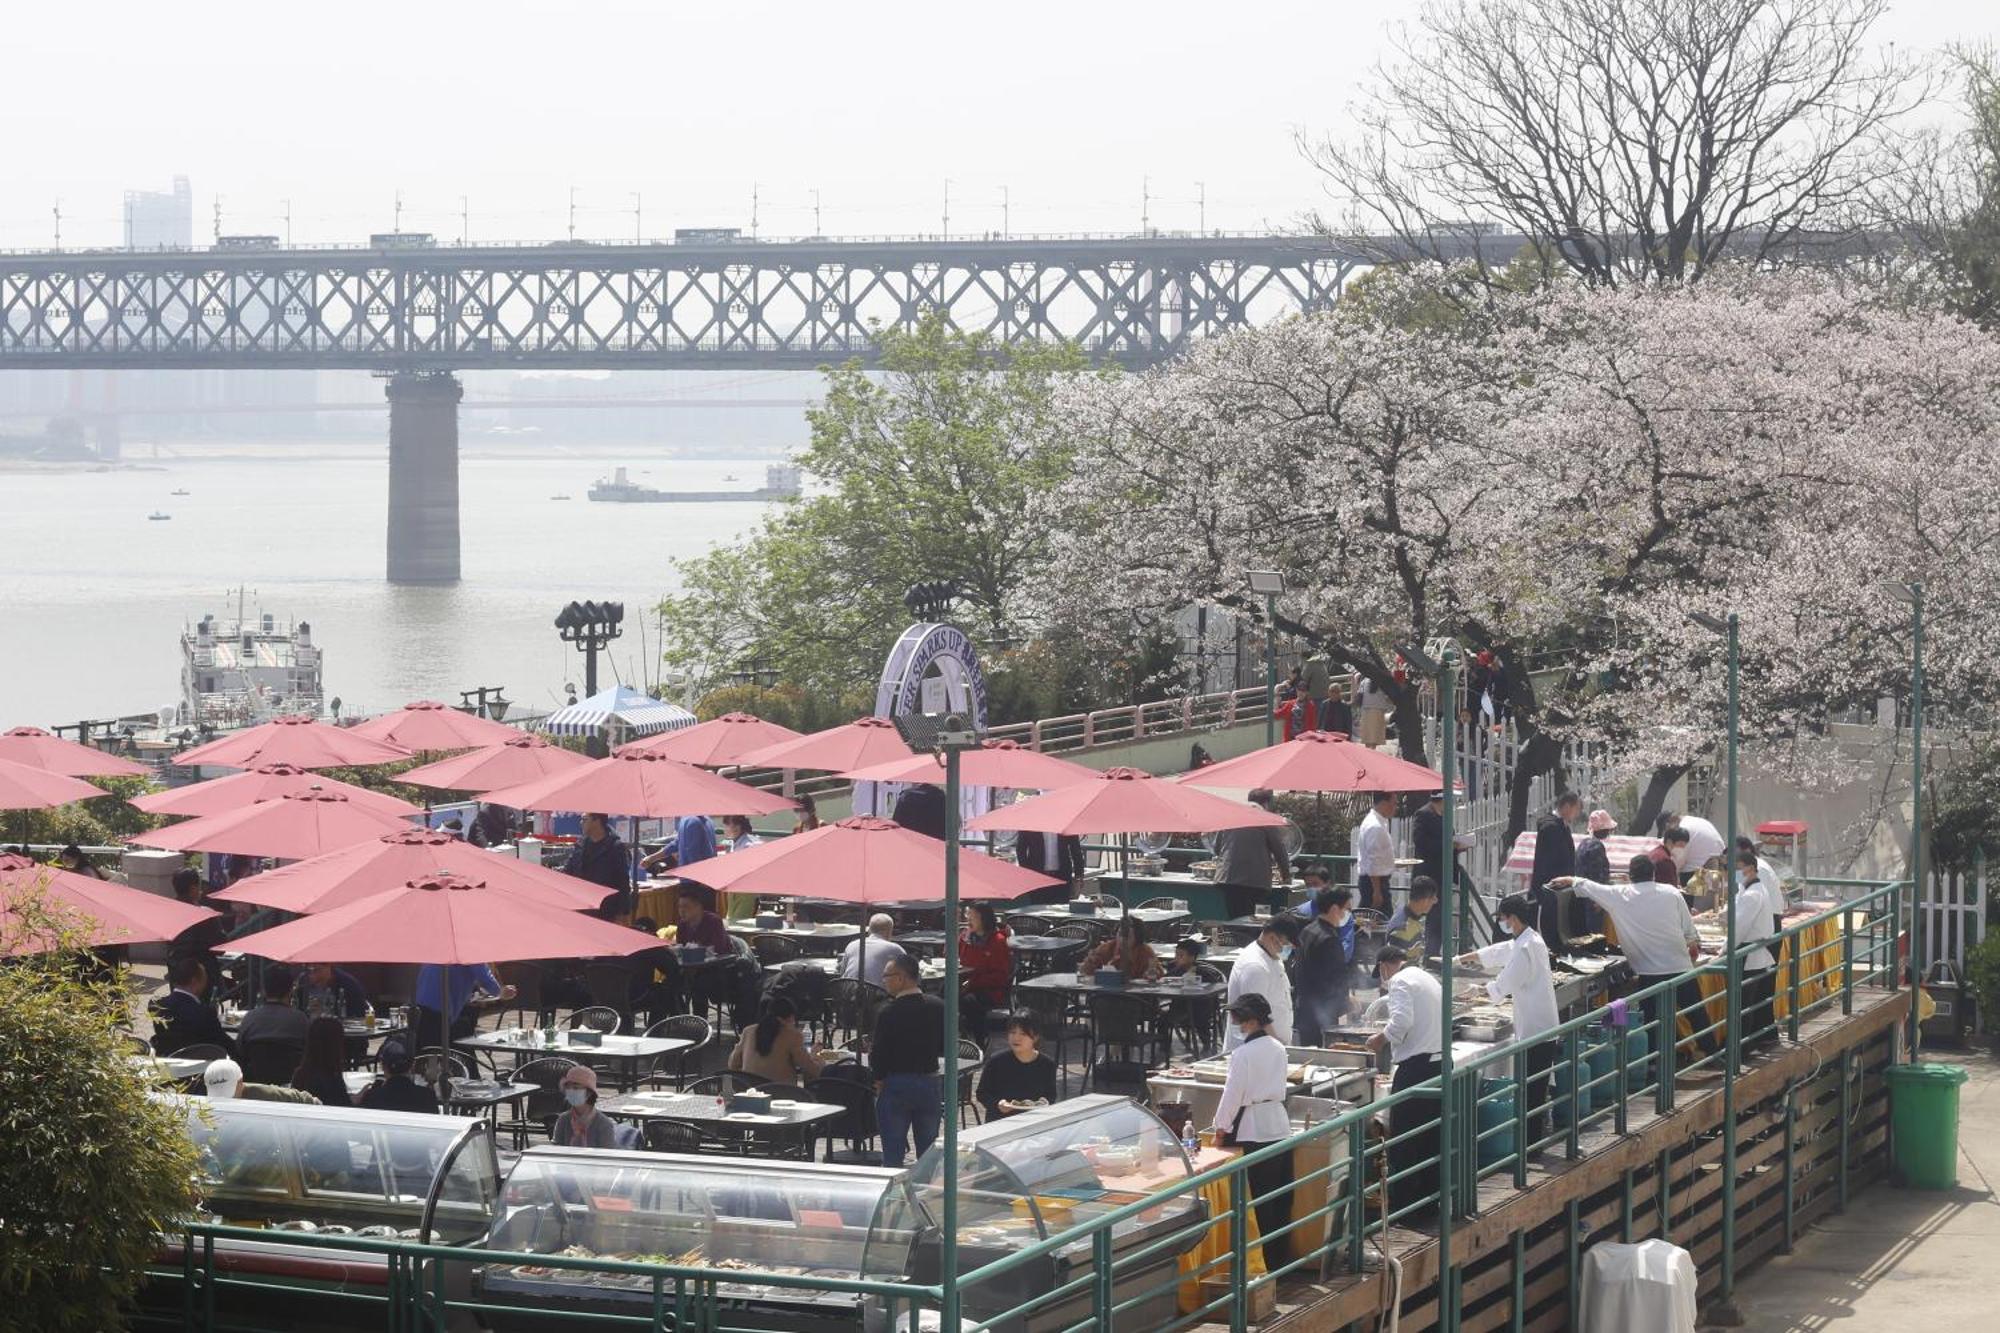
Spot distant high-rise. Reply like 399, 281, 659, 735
124, 175, 193, 250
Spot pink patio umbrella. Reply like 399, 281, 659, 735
843, 738, 1101, 791
349, 700, 523, 752
482, 749, 796, 819
733, 716, 914, 774
401, 735, 595, 794
966, 766, 1290, 836
224, 871, 659, 964
1174, 730, 1443, 794
129, 788, 418, 859
131, 763, 422, 819
0, 726, 149, 779
206, 825, 607, 913
1, 851, 220, 955
617, 712, 806, 768
672, 815, 1062, 904
171, 715, 411, 771
0, 756, 109, 811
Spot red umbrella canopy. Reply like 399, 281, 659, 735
966, 766, 1290, 836
206, 826, 608, 913
482, 749, 796, 819
844, 737, 1101, 790
131, 764, 422, 819
171, 715, 411, 771
224, 871, 660, 965
618, 712, 805, 768
0, 756, 108, 812
733, 716, 914, 774
349, 700, 523, 752
1175, 730, 1443, 794
130, 788, 417, 859
401, 735, 595, 794
0, 726, 149, 778
0, 852, 220, 955
672, 815, 1062, 904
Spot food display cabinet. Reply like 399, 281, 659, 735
153, 1098, 500, 1330
474, 1147, 920, 1332
904, 1094, 1209, 1332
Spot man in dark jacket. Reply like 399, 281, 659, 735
1014, 829, 1087, 904
1411, 791, 1472, 901
1529, 792, 1581, 956
153, 956, 236, 1056
1214, 789, 1293, 918
565, 813, 632, 919
891, 783, 948, 840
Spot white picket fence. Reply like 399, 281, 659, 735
1919, 862, 1990, 978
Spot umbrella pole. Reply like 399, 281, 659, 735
941, 741, 963, 1333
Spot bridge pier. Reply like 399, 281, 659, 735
384, 372, 462, 584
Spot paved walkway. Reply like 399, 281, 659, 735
1722, 1043, 1999, 1331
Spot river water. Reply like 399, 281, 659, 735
0, 447, 777, 727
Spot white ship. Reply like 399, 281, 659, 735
178, 606, 325, 732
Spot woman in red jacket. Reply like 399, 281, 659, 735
959, 902, 1013, 1036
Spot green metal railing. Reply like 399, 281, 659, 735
142, 878, 1905, 1333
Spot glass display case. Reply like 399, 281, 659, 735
475, 1147, 919, 1332
902, 1094, 1209, 1331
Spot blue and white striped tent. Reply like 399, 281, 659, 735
537, 685, 696, 742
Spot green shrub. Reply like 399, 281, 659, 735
1966, 930, 2000, 1037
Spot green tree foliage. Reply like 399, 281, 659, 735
692, 682, 874, 733
1931, 741, 2000, 870
0, 886, 200, 1330
11, 775, 163, 847
658, 316, 1103, 702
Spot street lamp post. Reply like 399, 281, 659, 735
1891, 583, 1925, 1055
554, 600, 624, 696
1248, 570, 1286, 746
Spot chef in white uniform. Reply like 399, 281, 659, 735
1210, 992, 1296, 1266
1457, 893, 1559, 1143
1224, 914, 1299, 1051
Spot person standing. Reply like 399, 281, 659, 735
871, 955, 947, 1167
565, 813, 633, 920
1352, 791, 1398, 915
411, 962, 515, 1053
1385, 876, 1444, 960
1367, 946, 1446, 1217
1274, 686, 1316, 741
1411, 790, 1474, 904
1224, 915, 1299, 1051
792, 794, 823, 836
1553, 858, 1709, 1062
1319, 681, 1353, 739
1734, 835, 1790, 917
1354, 676, 1390, 747
1575, 810, 1616, 885
1731, 849, 1780, 1053
1211, 993, 1296, 1267
1014, 825, 1086, 904
1457, 894, 1558, 1143
1212, 789, 1293, 918
1530, 792, 1582, 955
1295, 887, 1356, 1044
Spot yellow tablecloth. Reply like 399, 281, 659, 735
1689, 911, 1857, 1037
1176, 1149, 1267, 1314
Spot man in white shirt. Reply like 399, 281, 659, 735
1457, 894, 1558, 1143
1554, 856, 1713, 1063
1367, 945, 1445, 1216
1732, 835, 1790, 916
1352, 790, 1398, 914
1658, 811, 1726, 873
1732, 849, 1780, 1053
838, 914, 911, 990
1224, 915, 1300, 1051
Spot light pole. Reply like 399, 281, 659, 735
554, 600, 624, 696
1690, 609, 1742, 1316
1248, 570, 1285, 745
1890, 582, 1924, 1056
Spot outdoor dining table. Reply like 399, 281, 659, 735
763, 956, 949, 989
1016, 972, 1229, 1003
439, 1079, 540, 1142
221, 1013, 408, 1043
723, 920, 860, 957
598, 1088, 845, 1159
455, 1029, 692, 1091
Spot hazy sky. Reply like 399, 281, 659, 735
4, 0, 1996, 250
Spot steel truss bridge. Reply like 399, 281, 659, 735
0, 233, 1501, 373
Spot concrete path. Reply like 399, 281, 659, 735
1720, 1044, 1999, 1331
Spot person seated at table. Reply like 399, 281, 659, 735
976, 1012, 1059, 1119
839, 914, 911, 989
672, 889, 734, 954
358, 1040, 441, 1115
203, 1057, 316, 1104
153, 956, 235, 1057
728, 995, 825, 1086
626, 916, 685, 1018
238, 965, 315, 1046
291, 1016, 353, 1108
1078, 917, 1163, 981
295, 961, 372, 1020
1385, 876, 1443, 959
1164, 939, 1220, 1051
552, 1064, 619, 1148
411, 962, 516, 1053
958, 903, 1013, 1019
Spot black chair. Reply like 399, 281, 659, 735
167, 1042, 231, 1064
685, 1071, 779, 1099
804, 1075, 878, 1164
238, 1037, 305, 1086
642, 1118, 744, 1156
413, 1048, 473, 1100
1015, 990, 1090, 1095
1017, 938, 1086, 980
1048, 920, 1103, 945
751, 934, 802, 967
897, 907, 946, 933
494, 961, 551, 1028
955, 1038, 984, 1127
564, 1005, 622, 1035
827, 979, 888, 1045
639, 1015, 712, 1089
1134, 896, 1184, 912
121, 1032, 153, 1058
498, 1056, 577, 1148
1087, 993, 1170, 1095
582, 961, 639, 1025
1005, 914, 1049, 937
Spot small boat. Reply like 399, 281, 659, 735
722, 473, 740, 481
148, 511, 172, 521
549, 494, 572, 501
170, 488, 190, 496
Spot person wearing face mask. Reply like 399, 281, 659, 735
1295, 887, 1357, 1044
553, 1065, 618, 1148
1210, 992, 1295, 1266
1367, 946, 1445, 1217
1224, 915, 1300, 1051
1457, 894, 1558, 1142
1731, 849, 1780, 1053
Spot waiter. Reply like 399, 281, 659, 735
1211, 992, 1296, 1267
1456, 894, 1558, 1143
1731, 849, 1780, 1052
1367, 945, 1445, 1217
1224, 915, 1299, 1051
1352, 790, 1398, 914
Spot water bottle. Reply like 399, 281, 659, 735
1182, 1126, 1200, 1159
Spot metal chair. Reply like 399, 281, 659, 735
642, 1118, 744, 1156
827, 979, 888, 1045
1087, 992, 1171, 1095
413, 1047, 473, 1097
237, 1037, 305, 1086
1134, 896, 1184, 912
582, 961, 639, 1023
564, 1005, 622, 1035
804, 1076, 878, 1164
751, 933, 802, 967
1168, 965, 1226, 1056
167, 1042, 231, 1064
1048, 920, 1105, 946
639, 1015, 712, 1089
497, 1056, 577, 1148
122, 1033, 153, 1058
684, 1071, 779, 1098
494, 961, 550, 1028
1005, 913, 1049, 937
955, 1038, 984, 1126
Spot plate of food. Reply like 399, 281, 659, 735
514, 1264, 555, 1279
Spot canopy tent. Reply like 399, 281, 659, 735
537, 685, 696, 744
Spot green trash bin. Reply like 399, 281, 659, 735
1885, 1061, 1969, 1190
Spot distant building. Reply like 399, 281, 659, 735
124, 175, 193, 250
